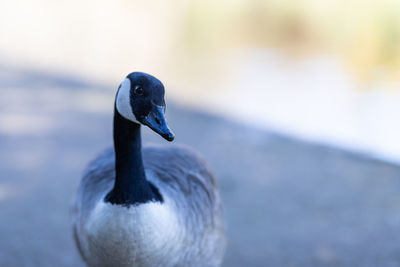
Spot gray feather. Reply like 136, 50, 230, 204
71, 144, 226, 266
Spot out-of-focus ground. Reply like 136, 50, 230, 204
2, 66, 400, 267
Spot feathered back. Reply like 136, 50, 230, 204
71, 144, 226, 265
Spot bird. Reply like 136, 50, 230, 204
71, 72, 226, 267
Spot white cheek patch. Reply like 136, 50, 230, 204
116, 78, 140, 124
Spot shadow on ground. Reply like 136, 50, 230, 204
1, 65, 400, 267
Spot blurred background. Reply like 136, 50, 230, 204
1, 0, 400, 266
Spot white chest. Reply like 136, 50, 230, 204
84, 200, 183, 267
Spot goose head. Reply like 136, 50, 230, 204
116, 72, 175, 141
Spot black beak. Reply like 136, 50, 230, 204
141, 104, 175, 142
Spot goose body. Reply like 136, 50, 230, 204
71, 72, 226, 267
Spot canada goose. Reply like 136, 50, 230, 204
71, 72, 226, 267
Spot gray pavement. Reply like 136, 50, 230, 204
1, 65, 400, 266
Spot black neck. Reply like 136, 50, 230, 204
105, 107, 162, 206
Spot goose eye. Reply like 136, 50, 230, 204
134, 85, 143, 96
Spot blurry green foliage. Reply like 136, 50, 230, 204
181, 0, 400, 82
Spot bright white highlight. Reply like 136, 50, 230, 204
116, 78, 140, 123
